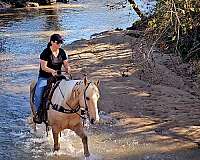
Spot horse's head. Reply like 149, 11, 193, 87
79, 77, 100, 124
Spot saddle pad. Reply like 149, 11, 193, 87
51, 80, 81, 106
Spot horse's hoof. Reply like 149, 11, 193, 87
53, 148, 59, 152
53, 150, 59, 155
84, 153, 91, 160
84, 157, 90, 160
53, 146, 60, 152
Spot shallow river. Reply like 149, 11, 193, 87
1, 0, 200, 160
0, 1, 139, 159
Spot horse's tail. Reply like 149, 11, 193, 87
30, 80, 37, 118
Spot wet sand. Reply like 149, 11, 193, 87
63, 29, 200, 159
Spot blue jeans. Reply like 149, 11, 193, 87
34, 77, 49, 112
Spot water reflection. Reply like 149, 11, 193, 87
44, 9, 61, 31
0, 2, 136, 57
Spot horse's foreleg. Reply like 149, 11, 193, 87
73, 126, 90, 157
33, 122, 36, 132
52, 128, 60, 151
82, 135, 90, 157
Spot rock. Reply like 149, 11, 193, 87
99, 111, 117, 125
14, 1, 26, 8
60, 0, 70, 3
0, 2, 12, 9
26, 2, 39, 8
40, 0, 56, 5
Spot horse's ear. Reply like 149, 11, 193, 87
94, 80, 100, 87
83, 76, 88, 86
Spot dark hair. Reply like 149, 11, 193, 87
47, 42, 51, 48
47, 34, 64, 48
50, 34, 64, 44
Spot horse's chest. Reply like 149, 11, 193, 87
48, 111, 80, 129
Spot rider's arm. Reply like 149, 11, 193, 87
63, 60, 70, 74
40, 59, 57, 76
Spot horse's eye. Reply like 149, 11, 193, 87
86, 97, 90, 100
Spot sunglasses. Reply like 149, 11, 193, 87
54, 40, 63, 44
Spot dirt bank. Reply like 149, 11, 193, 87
64, 29, 200, 159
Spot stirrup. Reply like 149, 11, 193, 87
33, 114, 42, 124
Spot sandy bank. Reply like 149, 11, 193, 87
63, 29, 200, 158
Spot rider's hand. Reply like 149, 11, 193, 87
66, 66, 71, 74
52, 70, 57, 77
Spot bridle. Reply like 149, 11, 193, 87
83, 82, 92, 114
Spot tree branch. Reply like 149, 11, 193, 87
128, 0, 146, 20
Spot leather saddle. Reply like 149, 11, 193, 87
33, 75, 67, 124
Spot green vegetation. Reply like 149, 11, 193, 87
147, 0, 200, 62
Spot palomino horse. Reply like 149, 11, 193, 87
30, 76, 100, 158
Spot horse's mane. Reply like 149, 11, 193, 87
68, 80, 99, 101
69, 80, 84, 100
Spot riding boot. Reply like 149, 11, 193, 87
33, 110, 43, 124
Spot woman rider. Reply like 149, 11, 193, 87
33, 34, 70, 123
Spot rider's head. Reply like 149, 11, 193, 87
50, 34, 64, 44
47, 34, 64, 48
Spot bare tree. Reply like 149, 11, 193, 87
128, 0, 146, 20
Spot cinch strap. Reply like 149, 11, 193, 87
51, 103, 81, 114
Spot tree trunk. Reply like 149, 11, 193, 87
128, 0, 146, 20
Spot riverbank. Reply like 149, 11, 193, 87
64, 29, 200, 159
